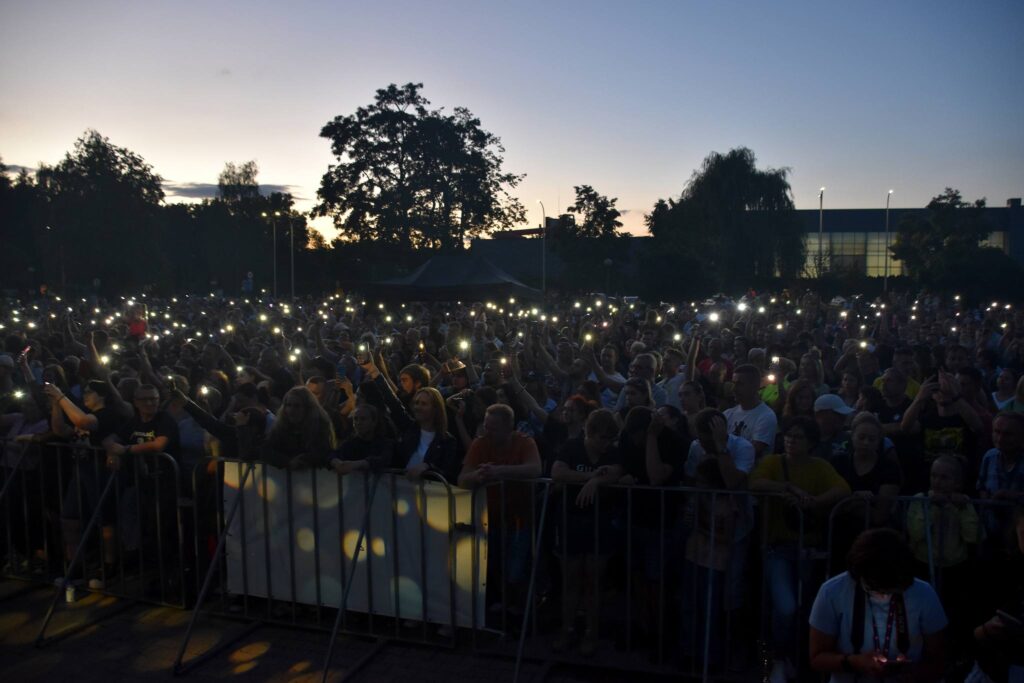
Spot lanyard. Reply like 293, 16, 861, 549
868, 593, 906, 656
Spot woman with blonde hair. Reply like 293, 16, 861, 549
361, 355, 461, 482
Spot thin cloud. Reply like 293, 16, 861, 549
3, 164, 37, 175
164, 181, 304, 200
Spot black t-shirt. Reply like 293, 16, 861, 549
829, 452, 903, 494
920, 407, 974, 461
69, 405, 126, 452
877, 397, 926, 493
555, 435, 623, 476
119, 411, 181, 463
618, 429, 687, 527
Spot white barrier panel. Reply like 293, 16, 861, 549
222, 465, 488, 627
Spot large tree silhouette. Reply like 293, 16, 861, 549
314, 83, 526, 249
644, 147, 804, 290
34, 130, 165, 290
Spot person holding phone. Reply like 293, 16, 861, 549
809, 528, 947, 682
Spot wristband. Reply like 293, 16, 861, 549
841, 654, 853, 672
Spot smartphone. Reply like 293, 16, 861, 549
356, 344, 370, 364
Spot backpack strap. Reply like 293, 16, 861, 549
851, 579, 865, 654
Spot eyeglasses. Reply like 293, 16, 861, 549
783, 432, 807, 441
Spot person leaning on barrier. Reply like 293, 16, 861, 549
361, 351, 461, 482
42, 378, 127, 575
44, 379, 124, 446
976, 412, 1024, 544
458, 403, 542, 615
751, 415, 851, 682
247, 385, 335, 470
809, 528, 947, 682
550, 408, 623, 654
101, 384, 180, 471
327, 403, 393, 476
458, 403, 542, 488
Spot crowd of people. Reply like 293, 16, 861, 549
2, 287, 1023, 682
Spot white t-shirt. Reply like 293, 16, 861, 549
723, 401, 777, 453
406, 429, 435, 468
809, 573, 947, 683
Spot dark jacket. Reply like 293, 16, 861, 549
374, 376, 461, 482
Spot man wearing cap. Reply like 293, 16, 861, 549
813, 394, 854, 460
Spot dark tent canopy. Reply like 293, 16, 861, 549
370, 251, 541, 301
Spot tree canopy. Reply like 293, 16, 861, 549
890, 187, 1022, 298
314, 83, 526, 249
643, 147, 804, 293
564, 185, 623, 239
218, 160, 260, 203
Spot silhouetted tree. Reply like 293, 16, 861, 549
645, 147, 804, 289
314, 83, 526, 249
565, 185, 623, 238
890, 187, 1020, 297
890, 188, 990, 280
34, 130, 164, 292
218, 160, 260, 203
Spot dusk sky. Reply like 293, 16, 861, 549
2, 0, 1022, 238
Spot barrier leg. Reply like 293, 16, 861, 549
320, 473, 382, 683
513, 481, 550, 683
172, 462, 259, 676
34, 471, 125, 647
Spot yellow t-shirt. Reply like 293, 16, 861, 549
751, 454, 851, 545
873, 375, 921, 401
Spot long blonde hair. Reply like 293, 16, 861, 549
415, 387, 450, 438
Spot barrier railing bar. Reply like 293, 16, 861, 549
172, 461, 259, 676
311, 467, 323, 628
512, 479, 550, 683
320, 471, 382, 683
701, 491, 719, 683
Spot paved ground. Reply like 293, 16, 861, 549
0, 580, 699, 682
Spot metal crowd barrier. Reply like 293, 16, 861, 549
0, 439, 186, 645
4, 444, 1018, 682
173, 458, 474, 681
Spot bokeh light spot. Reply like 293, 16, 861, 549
296, 527, 316, 553
228, 641, 270, 663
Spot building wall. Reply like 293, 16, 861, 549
797, 200, 1021, 277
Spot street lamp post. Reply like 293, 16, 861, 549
818, 187, 825, 276
289, 215, 296, 301
262, 210, 282, 298
884, 190, 893, 292
537, 200, 546, 301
